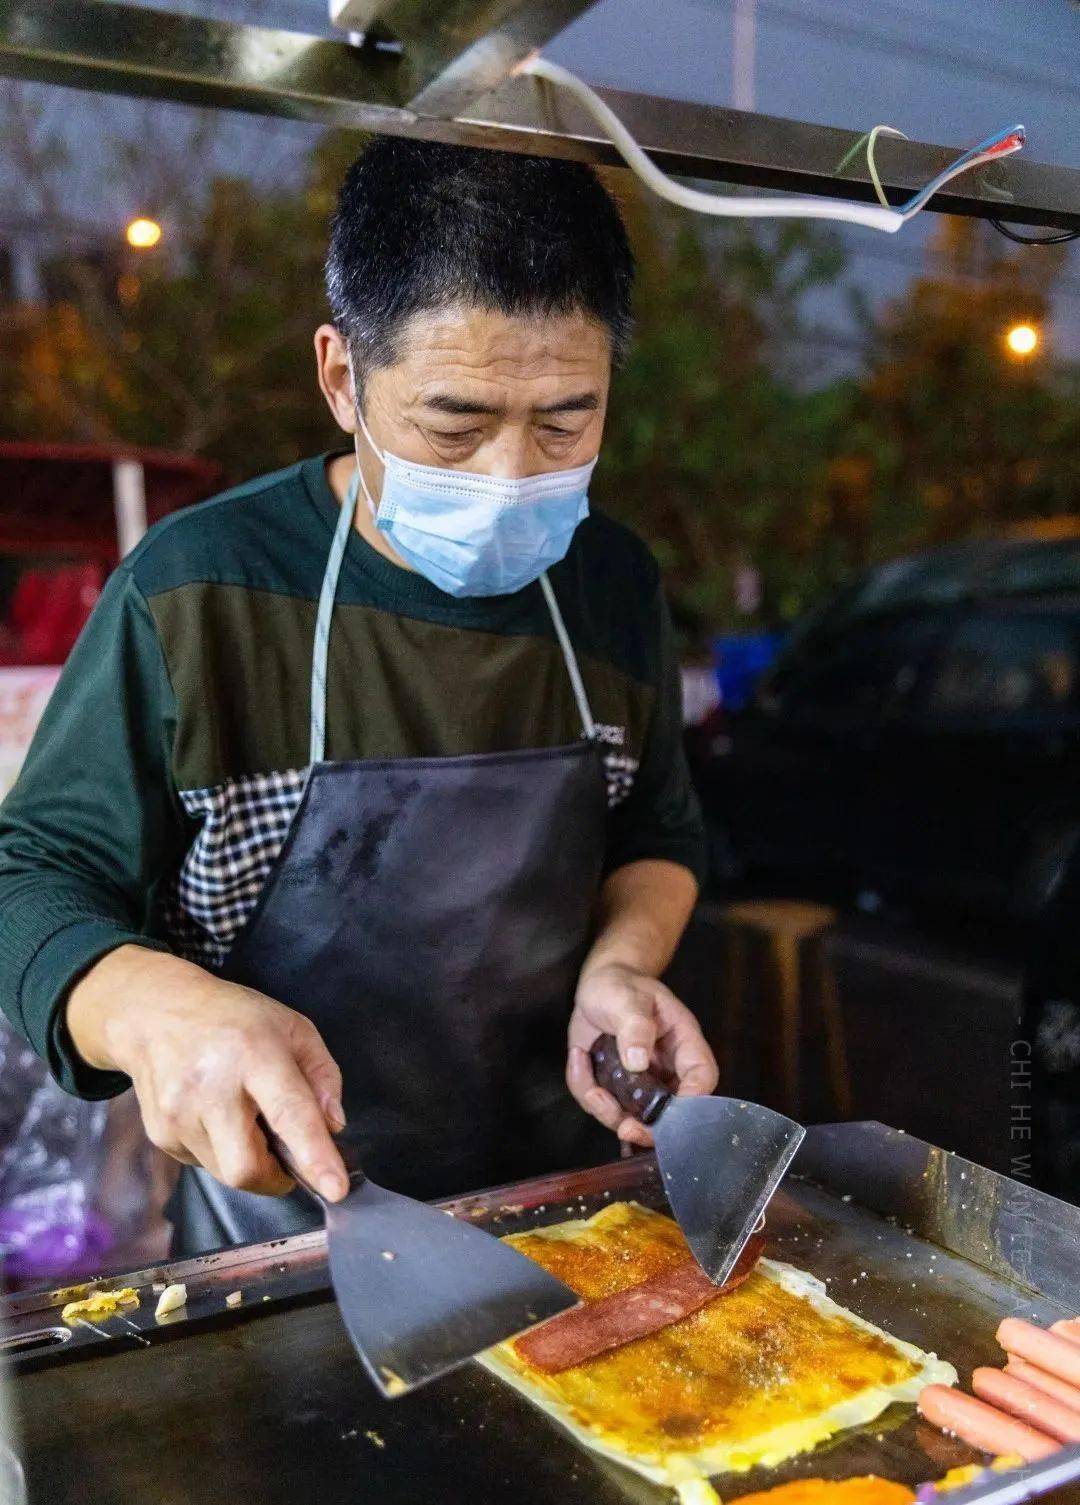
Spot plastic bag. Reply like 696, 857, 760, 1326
0, 1025, 112, 1286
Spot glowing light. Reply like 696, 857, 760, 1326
125, 217, 162, 250
1005, 323, 1039, 357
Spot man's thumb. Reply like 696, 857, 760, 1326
614, 1000, 657, 1074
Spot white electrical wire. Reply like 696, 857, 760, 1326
866, 125, 910, 209
517, 54, 1025, 237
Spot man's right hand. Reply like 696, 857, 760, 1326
66, 944, 349, 1201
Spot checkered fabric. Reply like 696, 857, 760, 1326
160, 768, 308, 968
160, 741, 637, 969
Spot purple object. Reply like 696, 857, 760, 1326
0, 1201, 113, 1284
0, 1023, 113, 1286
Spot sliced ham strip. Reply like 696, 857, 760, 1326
917, 1384, 1060, 1462
515, 1234, 765, 1374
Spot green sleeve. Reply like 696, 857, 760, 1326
603, 583, 707, 885
0, 565, 183, 1098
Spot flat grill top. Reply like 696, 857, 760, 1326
8, 1124, 1080, 1505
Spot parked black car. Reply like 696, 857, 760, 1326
1022, 840, 1080, 1204
701, 539, 1080, 920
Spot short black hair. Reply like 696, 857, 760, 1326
325, 138, 635, 400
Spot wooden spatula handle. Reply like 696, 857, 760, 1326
589, 1034, 671, 1125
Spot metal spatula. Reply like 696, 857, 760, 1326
262, 1123, 578, 1398
590, 1036, 805, 1286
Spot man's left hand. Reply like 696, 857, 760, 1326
566, 962, 719, 1148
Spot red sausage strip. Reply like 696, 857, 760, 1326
972, 1367, 1080, 1444
918, 1384, 1060, 1462
515, 1235, 765, 1374
1006, 1356, 1080, 1413
997, 1318, 1080, 1389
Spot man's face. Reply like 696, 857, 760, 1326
316, 304, 611, 499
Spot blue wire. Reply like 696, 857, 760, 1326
899, 124, 1026, 217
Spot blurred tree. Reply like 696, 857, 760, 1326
1, 107, 853, 628
592, 179, 852, 629
0, 82, 358, 475
847, 217, 1080, 558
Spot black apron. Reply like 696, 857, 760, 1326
168, 470, 609, 1254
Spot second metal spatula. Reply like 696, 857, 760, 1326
263, 1123, 578, 1398
590, 1035, 805, 1286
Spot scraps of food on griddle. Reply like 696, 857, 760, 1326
154, 1282, 188, 1319
914, 1453, 1024, 1498
61, 1287, 140, 1322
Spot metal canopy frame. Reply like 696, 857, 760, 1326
0, 0, 1078, 231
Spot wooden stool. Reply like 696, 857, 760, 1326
721, 900, 853, 1120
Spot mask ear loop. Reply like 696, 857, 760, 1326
346, 348, 383, 521
355, 459, 380, 522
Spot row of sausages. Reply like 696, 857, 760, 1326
919, 1317, 1080, 1462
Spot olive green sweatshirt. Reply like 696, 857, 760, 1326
0, 453, 705, 1100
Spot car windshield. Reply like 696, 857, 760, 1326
776, 544, 1080, 685
767, 614, 944, 720
924, 616, 1080, 717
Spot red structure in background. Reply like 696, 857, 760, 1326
0, 442, 221, 664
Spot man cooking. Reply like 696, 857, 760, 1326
0, 139, 717, 1256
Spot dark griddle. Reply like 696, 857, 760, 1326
8, 1124, 1080, 1505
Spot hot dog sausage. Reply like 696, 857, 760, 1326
1005, 1356, 1080, 1413
1050, 1319, 1080, 1348
917, 1385, 1059, 1462
972, 1367, 1080, 1444
997, 1318, 1080, 1388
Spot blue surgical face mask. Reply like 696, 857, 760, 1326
354, 407, 597, 599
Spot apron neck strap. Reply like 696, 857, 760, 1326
309, 469, 597, 764
310, 466, 360, 765
538, 572, 597, 742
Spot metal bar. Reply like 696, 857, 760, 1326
0, 1, 1077, 230
0, 0, 406, 122
469, 78, 1080, 231
337, 0, 601, 116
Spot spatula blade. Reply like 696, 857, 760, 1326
324, 1178, 578, 1398
653, 1096, 805, 1286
